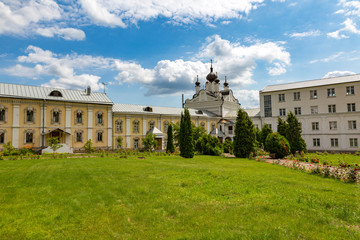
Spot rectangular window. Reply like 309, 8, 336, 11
97, 132, 103, 142
347, 103, 356, 112
312, 122, 319, 131
294, 107, 301, 115
331, 138, 339, 147
0, 109, 5, 121
26, 132, 33, 143
264, 95, 272, 117
310, 90, 318, 99
97, 113, 103, 124
26, 110, 34, 122
329, 121, 337, 130
293, 92, 301, 101
278, 94, 285, 102
313, 138, 320, 147
310, 106, 318, 115
328, 104, 336, 113
346, 86, 355, 95
0, 132, 4, 144
350, 138, 358, 147
228, 126, 233, 135
348, 120, 357, 130
53, 112, 59, 123
279, 108, 286, 116
327, 88, 336, 97
76, 132, 82, 142
76, 112, 82, 124
134, 138, 139, 149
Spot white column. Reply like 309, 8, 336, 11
12, 104, 20, 148
158, 116, 161, 132
87, 107, 93, 140
196, 118, 199, 127
142, 117, 147, 136
126, 117, 131, 148
107, 107, 112, 148
65, 106, 71, 146
207, 120, 210, 134
40, 103, 47, 147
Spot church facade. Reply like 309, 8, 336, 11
0, 64, 359, 152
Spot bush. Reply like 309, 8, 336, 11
223, 139, 233, 154
83, 139, 94, 153
142, 133, 157, 151
265, 132, 290, 159
196, 134, 223, 156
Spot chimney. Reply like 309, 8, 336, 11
86, 86, 91, 95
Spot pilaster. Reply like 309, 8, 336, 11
12, 104, 20, 148
87, 106, 93, 140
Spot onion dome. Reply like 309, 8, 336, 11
206, 60, 217, 82
224, 76, 229, 87
195, 75, 200, 86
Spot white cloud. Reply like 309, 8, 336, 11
79, 0, 265, 27
4, 35, 290, 96
288, 30, 321, 38
0, 0, 85, 40
233, 89, 259, 108
36, 27, 85, 41
328, 18, 360, 39
309, 52, 344, 64
5, 45, 116, 90
323, 70, 355, 78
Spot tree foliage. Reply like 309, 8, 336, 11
277, 117, 287, 137
260, 124, 273, 148
223, 139, 233, 154
233, 108, 257, 158
83, 139, 94, 153
48, 137, 61, 153
142, 133, 157, 151
166, 124, 175, 153
179, 108, 194, 158
116, 136, 123, 149
265, 132, 290, 159
285, 112, 307, 154
195, 134, 223, 156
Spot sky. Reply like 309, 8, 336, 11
1, 0, 360, 109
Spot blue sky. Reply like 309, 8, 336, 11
1, 0, 360, 108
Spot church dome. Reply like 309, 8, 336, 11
206, 60, 217, 82
195, 75, 200, 86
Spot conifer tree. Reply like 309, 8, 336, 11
180, 108, 194, 158
179, 112, 184, 155
260, 124, 272, 148
233, 108, 257, 158
285, 111, 307, 154
166, 124, 175, 153
277, 117, 287, 137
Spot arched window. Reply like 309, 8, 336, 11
96, 111, 104, 125
163, 121, 169, 133
51, 108, 61, 124
24, 129, 34, 144
115, 119, 123, 133
25, 107, 35, 123
97, 130, 104, 142
133, 120, 139, 133
75, 130, 83, 142
75, 110, 83, 124
49, 90, 63, 97
0, 129, 6, 144
149, 120, 155, 131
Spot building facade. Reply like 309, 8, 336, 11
1, 67, 359, 152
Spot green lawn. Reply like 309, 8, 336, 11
305, 153, 360, 166
0, 155, 360, 239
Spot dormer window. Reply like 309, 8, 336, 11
144, 106, 153, 112
49, 90, 63, 97
196, 110, 203, 114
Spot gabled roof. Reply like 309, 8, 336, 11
147, 127, 164, 136
0, 83, 112, 105
261, 74, 360, 93
113, 103, 217, 117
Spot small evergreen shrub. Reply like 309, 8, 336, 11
196, 134, 223, 156
265, 132, 290, 159
223, 139, 233, 154
83, 139, 94, 153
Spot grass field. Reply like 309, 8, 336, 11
305, 153, 360, 166
0, 155, 360, 239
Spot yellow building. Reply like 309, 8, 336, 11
112, 104, 218, 150
0, 83, 113, 152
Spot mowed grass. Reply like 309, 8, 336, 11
0, 155, 360, 239
306, 153, 360, 166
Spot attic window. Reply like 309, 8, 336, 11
49, 90, 63, 97
144, 106, 153, 112
196, 110, 203, 114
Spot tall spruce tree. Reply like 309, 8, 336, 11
285, 111, 307, 154
180, 108, 194, 158
233, 108, 257, 158
277, 117, 287, 137
260, 124, 272, 148
166, 124, 175, 153
179, 112, 184, 155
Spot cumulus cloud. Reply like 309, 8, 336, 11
329, 1, 360, 39
4, 35, 290, 96
288, 30, 321, 38
0, 0, 85, 40
323, 70, 355, 78
233, 89, 259, 108
4, 45, 116, 90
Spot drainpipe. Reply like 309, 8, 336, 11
42, 99, 46, 148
